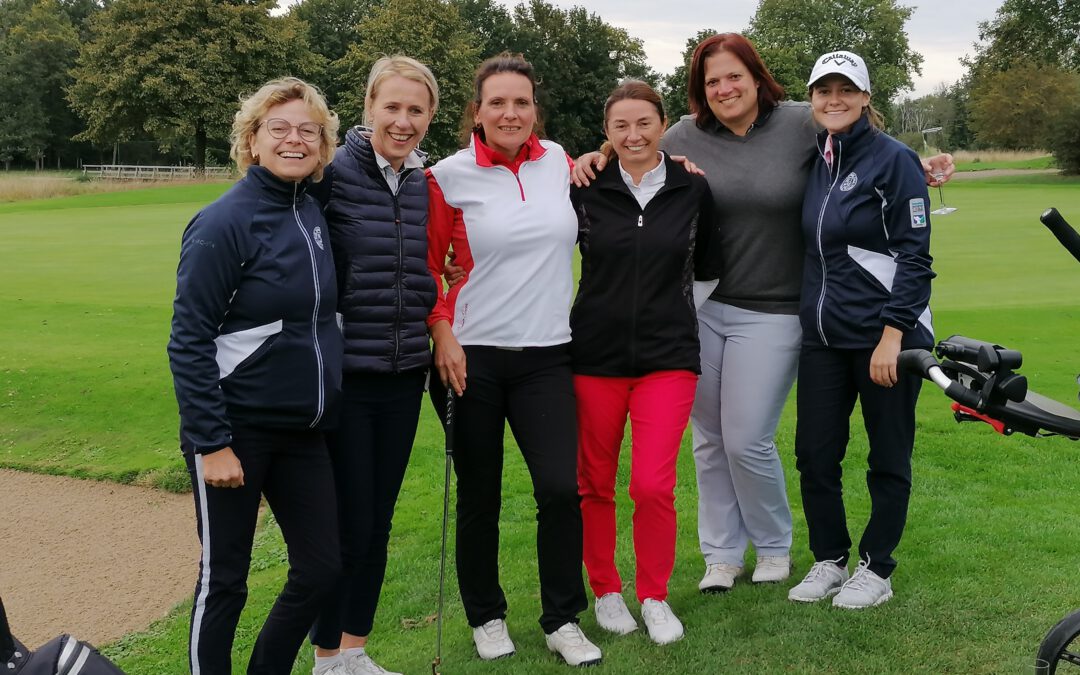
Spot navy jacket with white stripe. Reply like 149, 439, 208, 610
799, 115, 935, 350
168, 165, 343, 454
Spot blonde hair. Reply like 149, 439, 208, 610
363, 56, 439, 126
230, 77, 339, 182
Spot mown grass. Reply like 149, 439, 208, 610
4, 176, 1080, 673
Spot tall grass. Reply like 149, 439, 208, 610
4, 176, 1080, 673
0, 171, 230, 203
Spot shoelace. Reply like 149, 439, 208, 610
557, 624, 587, 645
597, 598, 624, 620
346, 654, 387, 674
843, 562, 878, 591
803, 560, 842, 583
643, 601, 671, 624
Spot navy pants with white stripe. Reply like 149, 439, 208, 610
183, 425, 341, 674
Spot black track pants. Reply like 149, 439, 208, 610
794, 343, 923, 579
310, 370, 425, 647
430, 344, 587, 633
184, 425, 341, 675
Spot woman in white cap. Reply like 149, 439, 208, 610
572, 33, 950, 598
787, 50, 934, 609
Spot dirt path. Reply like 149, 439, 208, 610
0, 469, 197, 648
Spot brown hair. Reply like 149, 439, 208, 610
459, 51, 544, 147
688, 33, 785, 131
600, 79, 666, 162
230, 77, 338, 181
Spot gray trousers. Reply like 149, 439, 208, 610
691, 300, 800, 566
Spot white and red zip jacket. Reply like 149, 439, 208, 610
426, 133, 578, 347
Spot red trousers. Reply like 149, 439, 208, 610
574, 370, 697, 602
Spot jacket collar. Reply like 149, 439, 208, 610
345, 125, 428, 171
246, 164, 310, 202
594, 151, 690, 194
470, 132, 547, 168
816, 113, 874, 169
701, 102, 776, 136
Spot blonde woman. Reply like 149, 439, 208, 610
168, 77, 343, 674
308, 56, 439, 675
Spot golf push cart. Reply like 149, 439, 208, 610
898, 208, 1080, 674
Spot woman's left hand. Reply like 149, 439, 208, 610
870, 326, 904, 387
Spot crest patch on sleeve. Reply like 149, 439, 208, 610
909, 198, 927, 228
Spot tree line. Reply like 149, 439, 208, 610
0, 0, 1076, 172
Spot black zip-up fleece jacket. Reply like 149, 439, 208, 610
168, 165, 343, 454
569, 154, 718, 377
315, 127, 436, 374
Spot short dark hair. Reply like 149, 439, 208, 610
688, 33, 785, 131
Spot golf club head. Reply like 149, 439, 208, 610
931, 207, 957, 215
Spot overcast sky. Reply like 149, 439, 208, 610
281, 0, 1003, 99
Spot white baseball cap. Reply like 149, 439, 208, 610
807, 51, 871, 94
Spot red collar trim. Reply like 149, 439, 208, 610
472, 132, 547, 171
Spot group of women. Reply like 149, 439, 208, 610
168, 31, 944, 674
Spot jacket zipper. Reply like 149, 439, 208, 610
292, 183, 326, 427
392, 192, 404, 373
814, 140, 843, 347
631, 211, 643, 371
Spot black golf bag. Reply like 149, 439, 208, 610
1, 598, 126, 674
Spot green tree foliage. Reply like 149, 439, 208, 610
510, 1, 655, 156
453, 0, 515, 58
69, 0, 318, 167
1050, 100, 1080, 174
0, 0, 80, 169
967, 0, 1080, 75
290, 0, 384, 105
746, 0, 923, 117
332, 0, 479, 160
661, 28, 718, 124
968, 61, 1080, 150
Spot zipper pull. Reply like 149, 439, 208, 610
637, 215, 643, 228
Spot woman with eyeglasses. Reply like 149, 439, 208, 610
168, 77, 344, 674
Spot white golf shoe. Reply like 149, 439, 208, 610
472, 618, 515, 660
641, 598, 685, 645
545, 622, 602, 666
594, 593, 638, 635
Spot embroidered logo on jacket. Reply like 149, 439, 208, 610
313, 226, 325, 250
840, 172, 858, 191
909, 198, 927, 228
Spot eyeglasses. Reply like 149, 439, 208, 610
258, 118, 323, 142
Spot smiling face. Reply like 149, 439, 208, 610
250, 98, 323, 182
606, 98, 665, 174
368, 75, 434, 171
474, 71, 536, 159
703, 50, 761, 136
811, 74, 870, 135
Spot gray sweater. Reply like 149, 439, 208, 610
661, 101, 818, 315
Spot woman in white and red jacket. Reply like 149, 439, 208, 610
425, 52, 601, 668
788, 51, 934, 611
569, 80, 716, 646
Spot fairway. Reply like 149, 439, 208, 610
3, 176, 1080, 673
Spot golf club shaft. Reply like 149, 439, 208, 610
433, 389, 455, 673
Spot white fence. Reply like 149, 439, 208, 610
81, 164, 234, 181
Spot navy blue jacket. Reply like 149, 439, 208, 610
317, 127, 436, 374
168, 165, 343, 454
800, 116, 935, 350
569, 155, 717, 376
